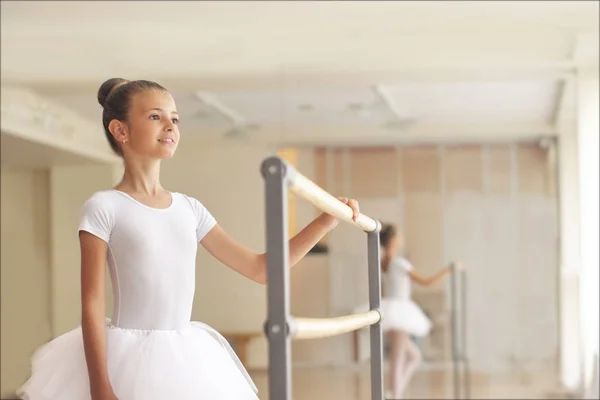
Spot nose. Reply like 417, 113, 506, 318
165, 124, 174, 132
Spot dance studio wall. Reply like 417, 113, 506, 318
1, 170, 52, 398
291, 144, 560, 374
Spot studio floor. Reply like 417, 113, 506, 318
248, 363, 562, 400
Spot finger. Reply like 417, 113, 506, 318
349, 199, 359, 220
349, 201, 359, 217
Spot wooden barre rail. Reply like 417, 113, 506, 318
291, 310, 382, 340
286, 164, 379, 233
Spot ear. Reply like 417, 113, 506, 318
108, 120, 129, 144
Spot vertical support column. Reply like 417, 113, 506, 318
576, 66, 600, 393
367, 226, 384, 400
261, 156, 292, 400
461, 270, 471, 399
557, 117, 583, 390
450, 264, 461, 399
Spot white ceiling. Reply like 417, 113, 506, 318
1, 1, 598, 150
48, 81, 560, 142
1, 1, 597, 82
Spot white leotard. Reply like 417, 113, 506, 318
78, 189, 216, 330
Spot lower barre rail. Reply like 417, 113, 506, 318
291, 311, 382, 340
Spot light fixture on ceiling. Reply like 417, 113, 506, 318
193, 91, 261, 139
381, 119, 416, 130
372, 85, 417, 131
346, 98, 387, 118
347, 102, 374, 118
223, 123, 261, 140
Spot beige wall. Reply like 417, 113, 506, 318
1, 170, 52, 398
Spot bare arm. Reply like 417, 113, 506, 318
201, 198, 360, 285
201, 213, 338, 285
79, 231, 117, 400
409, 265, 452, 287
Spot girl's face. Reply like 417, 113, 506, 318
119, 90, 181, 160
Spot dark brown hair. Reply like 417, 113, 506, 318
379, 223, 397, 272
97, 78, 168, 156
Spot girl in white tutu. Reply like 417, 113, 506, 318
378, 223, 462, 399
17, 78, 361, 400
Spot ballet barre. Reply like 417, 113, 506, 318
261, 156, 384, 400
288, 172, 378, 233
292, 310, 381, 340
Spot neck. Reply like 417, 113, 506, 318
117, 157, 163, 195
385, 248, 396, 259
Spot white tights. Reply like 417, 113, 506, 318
389, 330, 422, 399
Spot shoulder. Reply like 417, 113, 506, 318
178, 193, 216, 224
82, 190, 119, 213
391, 257, 414, 272
179, 193, 211, 215
178, 193, 217, 241
79, 190, 119, 242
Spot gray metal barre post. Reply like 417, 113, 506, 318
261, 156, 293, 400
261, 155, 385, 400
367, 228, 384, 400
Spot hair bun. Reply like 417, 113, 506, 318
97, 78, 129, 108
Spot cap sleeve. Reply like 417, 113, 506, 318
392, 257, 415, 272
183, 195, 217, 242
78, 193, 115, 243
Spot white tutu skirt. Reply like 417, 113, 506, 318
17, 319, 259, 400
355, 299, 432, 337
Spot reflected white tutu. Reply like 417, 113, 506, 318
18, 319, 258, 400
380, 299, 432, 336
355, 299, 432, 337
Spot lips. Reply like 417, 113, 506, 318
158, 137, 175, 144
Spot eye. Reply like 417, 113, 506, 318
171, 118, 179, 125
150, 114, 160, 120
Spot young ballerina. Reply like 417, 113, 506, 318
17, 78, 361, 400
378, 223, 463, 399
